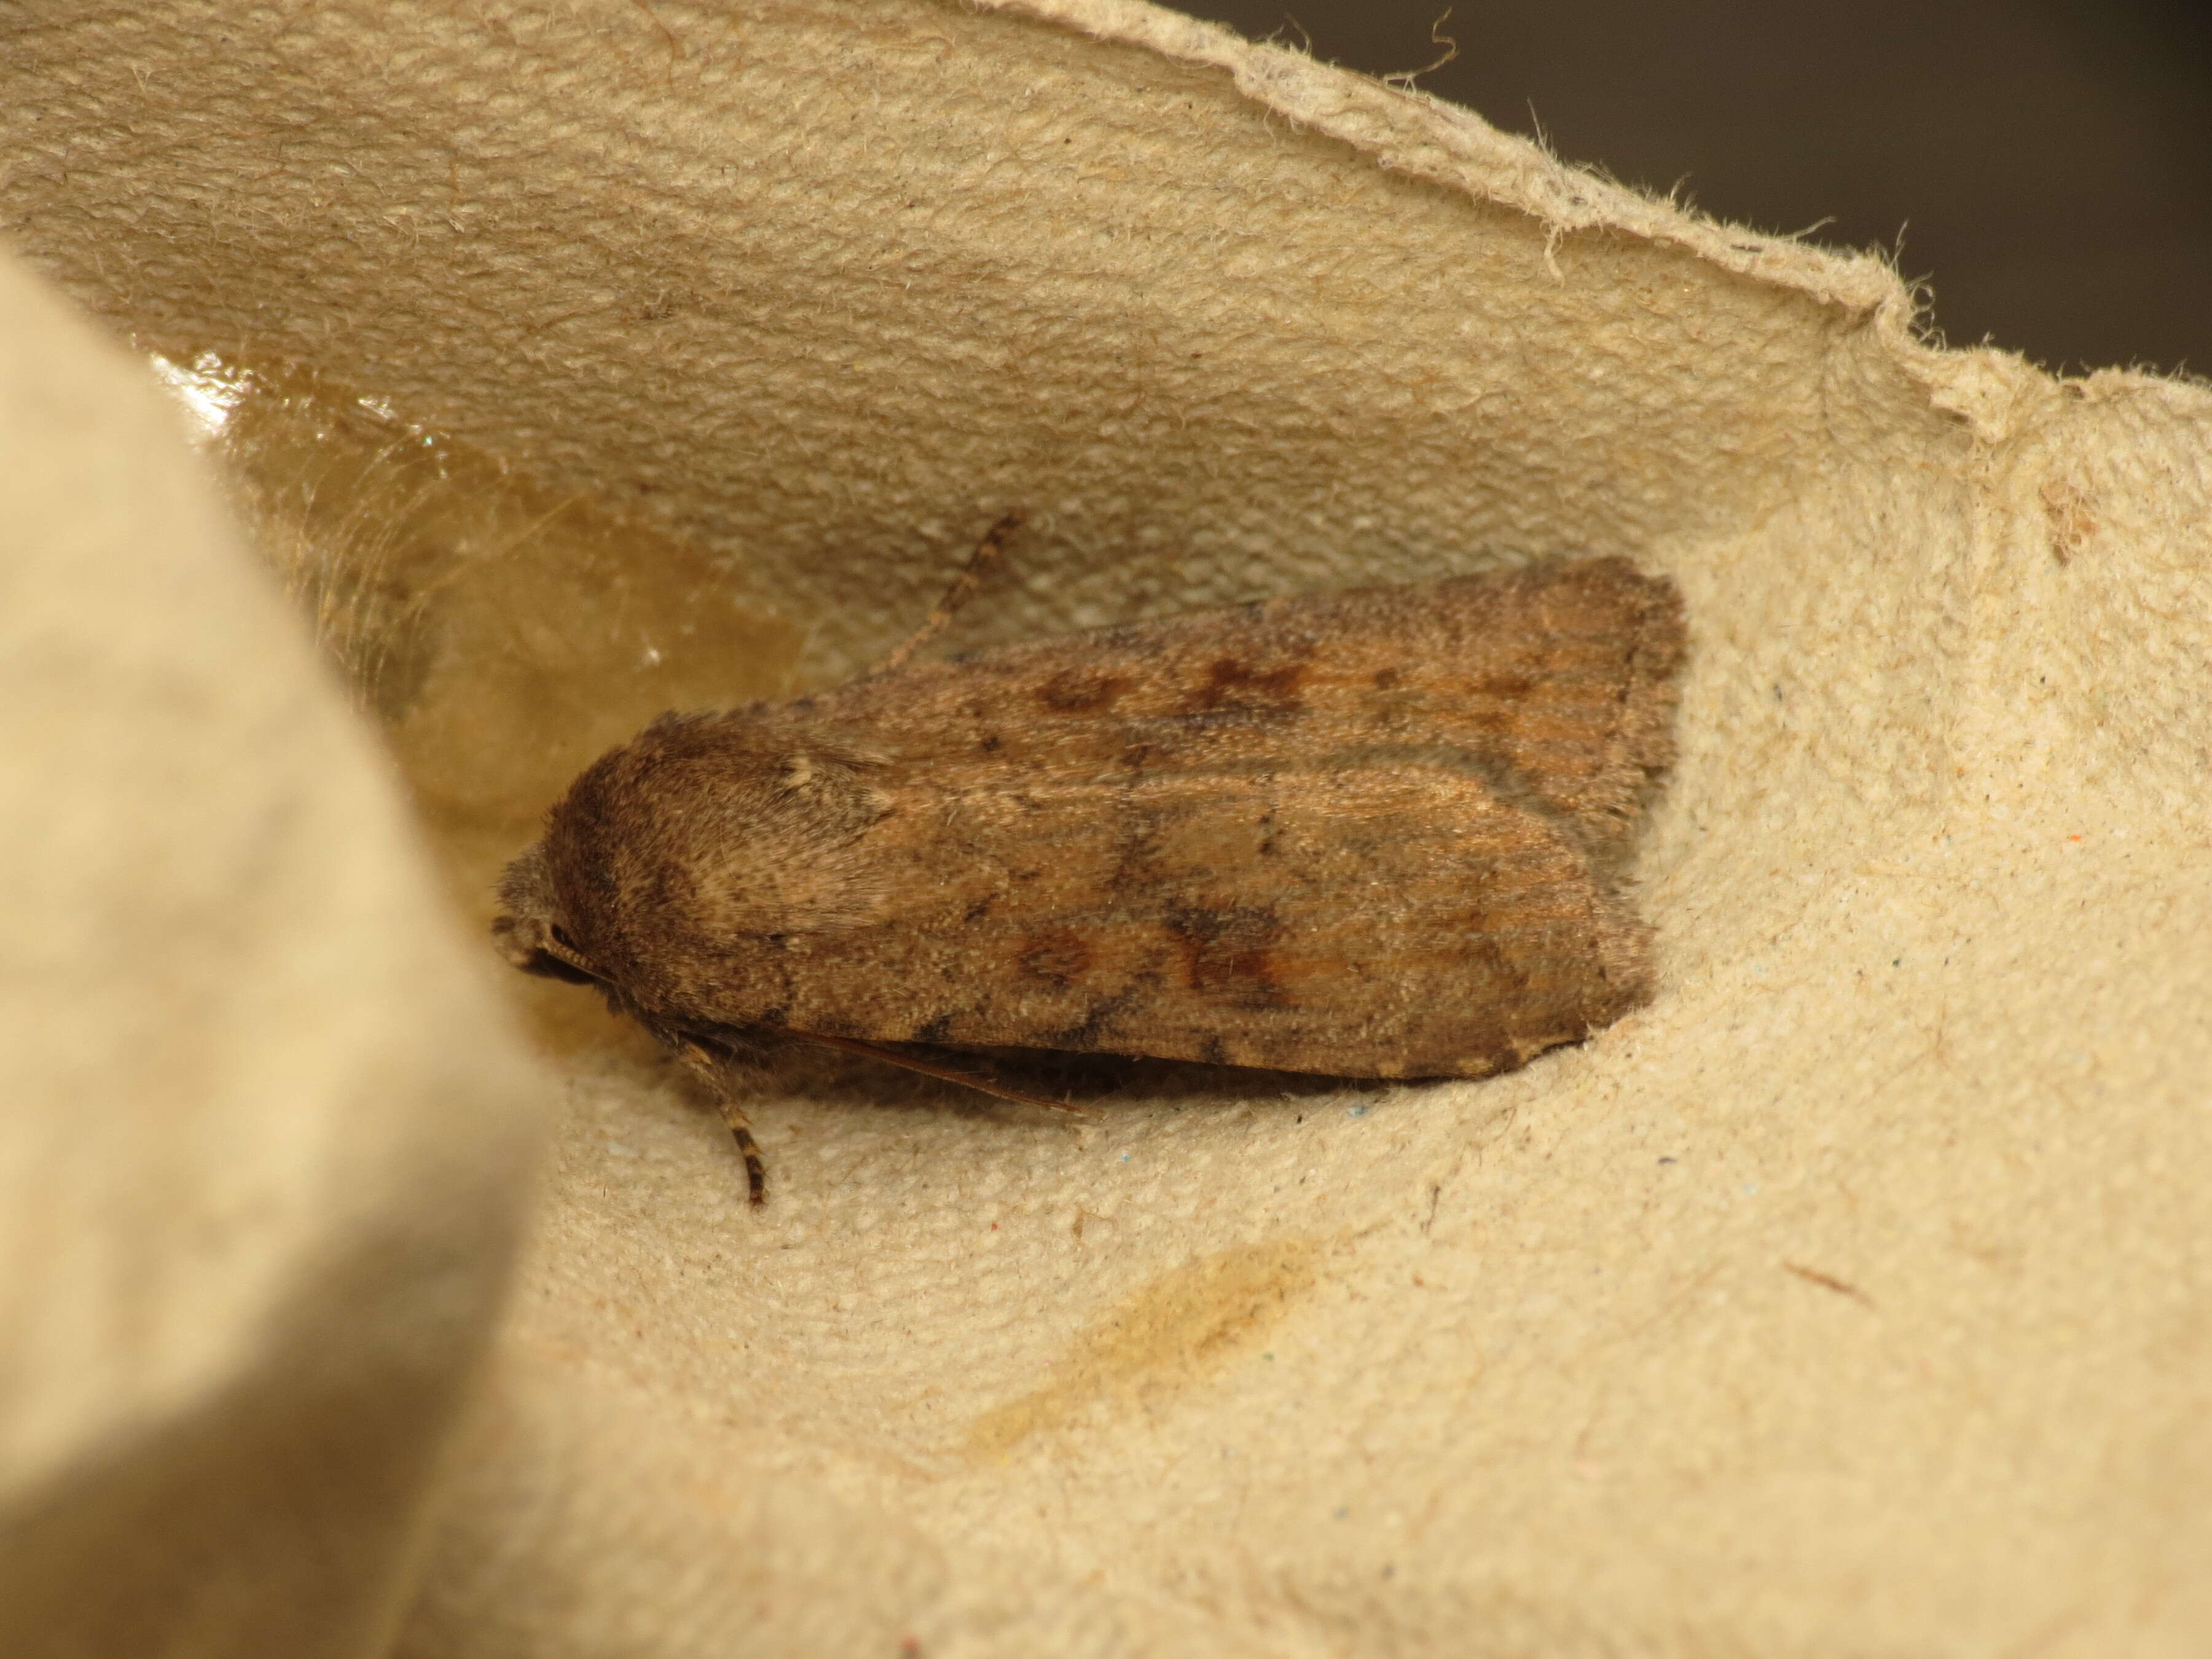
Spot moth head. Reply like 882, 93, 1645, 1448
490, 842, 605, 986
510, 713, 896, 1002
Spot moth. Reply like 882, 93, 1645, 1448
493, 517, 1686, 1202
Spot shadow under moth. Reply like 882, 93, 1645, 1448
494, 519, 1686, 1202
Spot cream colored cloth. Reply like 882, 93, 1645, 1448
3, 1, 2210, 1655
0, 257, 544, 1656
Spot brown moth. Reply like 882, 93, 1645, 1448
493, 520, 1685, 1203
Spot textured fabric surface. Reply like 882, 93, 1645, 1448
4, 1, 2210, 1655
0, 253, 546, 1658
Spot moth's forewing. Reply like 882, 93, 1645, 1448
809, 556, 1683, 863
692, 764, 1651, 1076
543, 559, 1684, 1078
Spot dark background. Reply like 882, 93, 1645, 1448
1168, 0, 2211, 378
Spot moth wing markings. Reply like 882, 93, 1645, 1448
816, 559, 1684, 853
745, 763, 1644, 1079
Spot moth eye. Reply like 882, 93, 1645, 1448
550, 925, 582, 954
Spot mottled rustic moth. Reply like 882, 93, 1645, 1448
493, 517, 1685, 1202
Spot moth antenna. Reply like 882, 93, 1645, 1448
792, 1028, 1099, 1118
870, 509, 1026, 675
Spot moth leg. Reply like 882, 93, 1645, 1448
870, 509, 1025, 675
674, 1037, 771, 1205
716, 1096, 768, 1207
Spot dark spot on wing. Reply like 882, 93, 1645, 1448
1047, 983, 1143, 1049
963, 896, 994, 923
1038, 669, 1129, 713
1018, 927, 1093, 987
912, 1013, 955, 1044
1182, 656, 1308, 716
1372, 666, 1402, 689
979, 732, 1003, 753
1166, 904, 1291, 1009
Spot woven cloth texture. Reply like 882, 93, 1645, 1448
3, 2, 2210, 1655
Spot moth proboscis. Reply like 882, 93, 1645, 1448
493, 515, 1686, 1204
